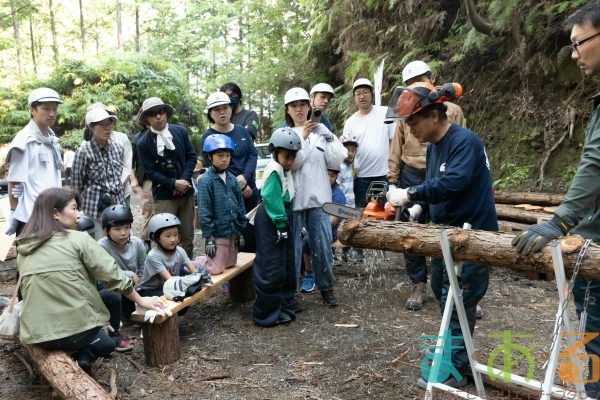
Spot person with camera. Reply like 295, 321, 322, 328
284, 87, 347, 307
342, 78, 396, 263
136, 97, 196, 258
72, 107, 125, 239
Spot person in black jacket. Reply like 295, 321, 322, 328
135, 97, 196, 258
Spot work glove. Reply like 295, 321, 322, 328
386, 187, 409, 207
315, 125, 334, 142
276, 228, 289, 246
11, 183, 24, 198
235, 234, 245, 250
205, 238, 217, 258
511, 215, 570, 256
408, 204, 423, 222
5, 210, 19, 236
388, 184, 397, 191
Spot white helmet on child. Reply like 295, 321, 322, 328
340, 132, 359, 148
148, 213, 181, 241
269, 127, 302, 151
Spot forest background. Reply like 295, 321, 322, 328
0, 0, 596, 192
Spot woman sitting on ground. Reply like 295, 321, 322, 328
16, 187, 164, 372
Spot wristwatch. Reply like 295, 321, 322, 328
407, 186, 418, 201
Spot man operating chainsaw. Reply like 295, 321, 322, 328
385, 82, 497, 389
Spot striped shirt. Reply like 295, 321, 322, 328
72, 138, 124, 219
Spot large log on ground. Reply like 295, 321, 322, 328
495, 204, 552, 224
338, 219, 600, 280
23, 345, 112, 399
494, 191, 564, 206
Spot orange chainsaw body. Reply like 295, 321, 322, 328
362, 199, 395, 221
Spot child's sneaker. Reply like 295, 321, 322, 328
300, 274, 315, 293
113, 333, 133, 352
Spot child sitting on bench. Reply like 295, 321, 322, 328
138, 213, 197, 297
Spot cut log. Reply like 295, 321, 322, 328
23, 345, 112, 399
497, 220, 530, 232
494, 191, 564, 206
142, 313, 180, 367
495, 204, 552, 224
338, 219, 600, 280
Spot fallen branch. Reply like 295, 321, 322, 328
13, 350, 33, 377
22, 345, 112, 400
338, 219, 600, 279
199, 374, 231, 381
109, 368, 117, 400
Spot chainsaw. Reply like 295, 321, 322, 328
323, 181, 410, 221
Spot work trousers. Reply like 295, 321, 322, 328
140, 180, 154, 241
574, 278, 600, 398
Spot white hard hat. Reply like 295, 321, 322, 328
284, 87, 310, 105
352, 78, 373, 91
402, 61, 431, 83
28, 87, 63, 106
205, 91, 231, 112
310, 83, 335, 97
85, 107, 118, 127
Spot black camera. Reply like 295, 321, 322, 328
97, 193, 113, 214
310, 108, 322, 124
158, 159, 177, 177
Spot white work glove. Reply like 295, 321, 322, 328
5, 210, 18, 236
11, 183, 24, 198
386, 187, 409, 207
407, 204, 423, 222
388, 184, 397, 191
315, 125, 334, 141
144, 308, 173, 323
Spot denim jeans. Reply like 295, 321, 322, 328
293, 207, 334, 292
573, 278, 600, 398
399, 166, 427, 284
431, 258, 489, 369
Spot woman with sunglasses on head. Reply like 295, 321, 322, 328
16, 187, 164, 373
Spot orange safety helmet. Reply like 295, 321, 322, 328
385, 82, 463, 121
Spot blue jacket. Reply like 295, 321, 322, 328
136, 124, 197, 200
197, 167, 248, 238
414, 124, 498, 231
201, 125, 258, 188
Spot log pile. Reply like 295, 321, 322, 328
493, 191, 564, 230
338, 219, 600, 280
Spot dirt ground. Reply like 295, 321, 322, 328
0, 193, 583, 400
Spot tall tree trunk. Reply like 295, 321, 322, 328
10, 0, 23, 75
29, 16, 37, 75
116, 0, 122, 50
134, 5, 140, 52
78, 0, 85, 52
48, 0, 59, 64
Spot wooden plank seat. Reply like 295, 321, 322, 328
131, 252, 255, 366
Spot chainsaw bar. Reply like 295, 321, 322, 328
322, 202, 363, 219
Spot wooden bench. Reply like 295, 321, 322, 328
131, 252, 255, 366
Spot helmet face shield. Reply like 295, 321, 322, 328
385, 86, 425, 122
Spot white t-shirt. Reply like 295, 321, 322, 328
343, 105, 395, 178
7, 120, 62, 224
63, 150, 75, 169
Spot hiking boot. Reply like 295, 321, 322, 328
285, 296, 303, 313
417, 375, 468, 389
277, 312, 292, 325
405, 282, 426, 310
321, 289, 338, 307
476, 304, 483, 319
300, 273, 315, 293
113, 333, 133, 352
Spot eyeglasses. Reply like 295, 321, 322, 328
569, 31, 600, 55
147, 108, 167, 117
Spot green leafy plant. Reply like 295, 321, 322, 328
493, 162, 531, 190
